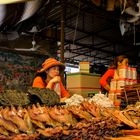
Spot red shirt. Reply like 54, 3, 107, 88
32, 76, 70, 98
99, 69, 115, 88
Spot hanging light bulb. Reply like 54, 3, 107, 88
0, 0, 33, 4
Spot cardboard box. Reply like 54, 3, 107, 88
66, 72, 101, 97
79, 62, 90, 73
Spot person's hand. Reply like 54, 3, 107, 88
50, 76, 61, 84
104, 84, 110, 92
46, 76, 61, 89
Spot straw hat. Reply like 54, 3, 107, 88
38, 58, 65, 73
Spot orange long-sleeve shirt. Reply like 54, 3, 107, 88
32, 76, 70, 98
99, 69, 115, 88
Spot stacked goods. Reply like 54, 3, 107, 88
79, 61, 90, 73
67, 73, 101, 97
110, 66, 137, 91
109, 66, 137, 107
118, 66, 137, 87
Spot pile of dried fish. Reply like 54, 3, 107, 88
64, 94, 85, 106
38, 117, 120, 140
135, 102, 140, 109
0, 99, 139, 139
88, 93, 114, 107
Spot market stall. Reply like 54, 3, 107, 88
0, 0, 140, 139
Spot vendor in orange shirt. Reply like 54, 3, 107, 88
99, 55, 129, 92
32, 58, 70, 101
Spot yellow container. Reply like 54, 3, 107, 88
79, 62, 90, 73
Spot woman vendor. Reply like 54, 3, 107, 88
32, 58, 70, 101
99, 55, 129, 92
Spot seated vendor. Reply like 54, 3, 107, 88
32, 58, 70, 101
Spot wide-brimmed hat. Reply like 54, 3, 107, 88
38, 58, 65, 73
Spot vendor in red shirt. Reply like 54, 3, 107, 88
99, 55, 129, 92
32, 58, 70, 101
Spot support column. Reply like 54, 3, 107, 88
60, 0, 65, 63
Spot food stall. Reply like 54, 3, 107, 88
0, 60, 140, 139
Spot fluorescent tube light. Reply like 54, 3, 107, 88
0, 0, 33, 4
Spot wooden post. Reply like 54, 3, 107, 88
60, 0, 66, 86
60, 0, 65, 63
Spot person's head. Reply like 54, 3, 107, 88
46, 65, 60, 79
110, 55, 128, 69
37, 58, 65, 79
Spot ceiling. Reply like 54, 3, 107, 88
0, 0, 140, 68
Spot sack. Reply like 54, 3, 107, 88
0, 87, 60, 107
27, 87, 60, 106
0, 90, 30, 106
